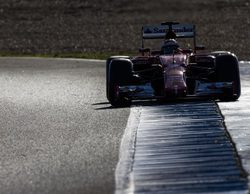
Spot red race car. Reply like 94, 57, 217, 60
106, 22, 241, 107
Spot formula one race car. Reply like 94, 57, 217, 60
106, 22, 241, 107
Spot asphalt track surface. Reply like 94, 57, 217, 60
1, 58, 250, 194
0, 57, 130, 194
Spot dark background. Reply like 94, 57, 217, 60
0, 0, 249, 59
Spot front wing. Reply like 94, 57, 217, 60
118, 81, 234, 100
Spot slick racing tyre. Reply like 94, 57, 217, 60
108, 59, 133, 107
106, 56, 129, 101
215, 54, 241, 101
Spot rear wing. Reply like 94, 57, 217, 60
142, 23, 195, 39
141, 23, 196, 49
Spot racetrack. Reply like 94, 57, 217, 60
0, 58, 250, 194
0, 57, 130, 194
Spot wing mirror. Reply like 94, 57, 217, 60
195, 45, 206, 50
182, 49, 193, 54
139, 48, 151, 56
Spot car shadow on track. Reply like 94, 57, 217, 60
92, 102, 129, 110
92, 102, 110, 105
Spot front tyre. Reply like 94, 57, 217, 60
108, 59, 133, 107
215, 54, 241, 101
106, 56, 130, 101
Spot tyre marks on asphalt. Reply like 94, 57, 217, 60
116, 101, 248, 194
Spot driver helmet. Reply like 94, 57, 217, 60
161, 39, 180, 55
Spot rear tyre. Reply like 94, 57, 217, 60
108, 59, 133, 107
215, 54, 241, 101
